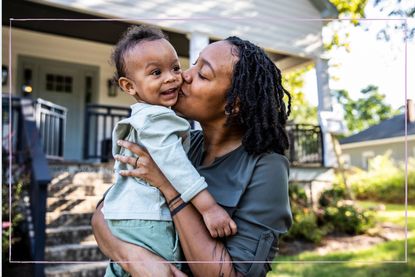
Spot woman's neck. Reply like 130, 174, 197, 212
200, 122, 243, 166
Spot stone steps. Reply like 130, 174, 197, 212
47, 197, 102, 213
45, 243, 106, 261
45, 163, 113, 276
46, 212, 93, 228
46, 225, 95, 246
44, 262, 108, 277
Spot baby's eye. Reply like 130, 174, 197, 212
173, 65, 181, 72
151, 69, 161, 76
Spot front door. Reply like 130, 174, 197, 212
18, 56, 98, 160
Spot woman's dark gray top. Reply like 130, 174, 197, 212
187, 131, 292, 277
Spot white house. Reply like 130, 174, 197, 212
340, 99, 415, 169
2, 0, 338, 165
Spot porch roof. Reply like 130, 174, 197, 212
5, 0, 337, 61
33, 0, 335, 58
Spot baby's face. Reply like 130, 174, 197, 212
124, 39, 182, 107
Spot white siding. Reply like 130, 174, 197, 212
39, 0, 324, 57
2, 27, 189, 105
342, 139, 415, 168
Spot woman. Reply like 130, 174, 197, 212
92, 36, 292, 277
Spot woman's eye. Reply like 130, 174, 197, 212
151, 69, 161, 76
198, 72, 206, 80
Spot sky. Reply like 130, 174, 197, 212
303, 1, 414, 111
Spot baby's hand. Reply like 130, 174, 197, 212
202, 204, 237, 238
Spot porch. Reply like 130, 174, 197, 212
2, 95, 325, 166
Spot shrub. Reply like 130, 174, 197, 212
282, 184, 326, 243
321, 200, 375, 235
283, 184, 376, 243
349, 153, 415, 203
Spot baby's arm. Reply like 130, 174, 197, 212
135, 109, 237, 237
191, 190, 237, 238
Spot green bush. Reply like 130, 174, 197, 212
349, 153, 415, 203
321, 200, 375, 235
283, 184, 376, 243
283, 184, 326, 243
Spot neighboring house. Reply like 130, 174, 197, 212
340, 100, 415, 169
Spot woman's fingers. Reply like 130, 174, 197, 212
117, 140, 149, 156
119, 168, 147, 178
114, 154, 138, 167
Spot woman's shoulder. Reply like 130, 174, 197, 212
256, 151, 290, 172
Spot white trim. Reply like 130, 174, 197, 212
341, 134, 415, 149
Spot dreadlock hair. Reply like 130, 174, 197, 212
224, 36, 292, 155
111, 25, 168, 82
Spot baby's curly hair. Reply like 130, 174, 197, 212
112, 25, 168, 81
224, 36, 291, 155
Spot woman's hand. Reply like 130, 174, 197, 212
91, 203, 187, 277
114, 140, 171, 190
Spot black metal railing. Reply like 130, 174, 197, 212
2, 95, 52, 277
35, 98, 67, 160
286, 124, 324, 166
83, 104, 130, 161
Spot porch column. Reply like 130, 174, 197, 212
188, 32, 209, 130
315, 57, 337, 167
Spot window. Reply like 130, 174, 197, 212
362, 151, 375, 170
46, 74, 73, 93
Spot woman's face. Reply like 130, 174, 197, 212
175, 41, 238, 123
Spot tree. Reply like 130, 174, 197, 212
282, 66, 318, 125
333, 85, 399, 134
373, 0, 415, 41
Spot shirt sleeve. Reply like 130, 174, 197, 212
134, 110, 208, 202
225, 154, 292, 276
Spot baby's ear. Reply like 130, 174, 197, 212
118, 77, 136, 96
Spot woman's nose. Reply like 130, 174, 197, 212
182, 69, 192, 83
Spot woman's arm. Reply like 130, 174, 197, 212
116, 140, 292, 277
91, 203, 187, 277
116, 140, 243, 277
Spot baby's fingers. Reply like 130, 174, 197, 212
216, 228, 225, 238
229, 220, 237, 235
208, 226, 218, 238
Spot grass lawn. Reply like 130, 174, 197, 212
269, 201, 415, 277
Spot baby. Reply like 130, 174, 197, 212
102, 25, 237, 276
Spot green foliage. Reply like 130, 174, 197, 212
282, 66, 318, 125
349, 153, 415, 203
272, 202, 415, 276
334, 85, 398, 135
321, 200, 375, 234
283, 184, 374, 243
2, 151, 26, 258
374, 0, 415, 41
324, 0, 368, 52
319, 186, 347, 207
283, 185, 326, 243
